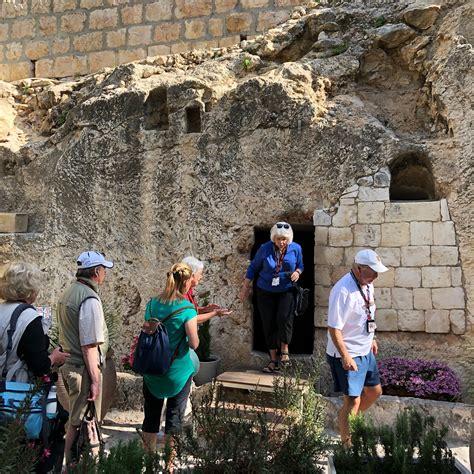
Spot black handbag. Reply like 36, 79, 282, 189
293, 284, 310, 317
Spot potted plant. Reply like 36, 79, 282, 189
193, 319, 221, 386
193, 291, 221, 386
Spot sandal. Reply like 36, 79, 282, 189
262, 360, 280, 373
280, 351, 291, 367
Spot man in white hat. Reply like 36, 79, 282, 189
326, 249, 388, 445
57, 251, 113, 463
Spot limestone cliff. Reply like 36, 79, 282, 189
0, 0, 472, 395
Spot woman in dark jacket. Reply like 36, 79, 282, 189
240, 222, 303, 372
0, 262, 69, 471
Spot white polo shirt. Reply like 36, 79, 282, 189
326, 272, 376, 358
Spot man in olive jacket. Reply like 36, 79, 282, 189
58, 251, 113, 463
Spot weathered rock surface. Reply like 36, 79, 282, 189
402, 5, 441, 30
375, 23, 417, 49
0, 0, 472, 397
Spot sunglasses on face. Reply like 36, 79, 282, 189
276, 223, 290, 229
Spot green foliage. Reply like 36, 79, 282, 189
102, 301, 122, 347
242, 56, 253, 70
195, 290, 211, 361
49, 301, 122, 350
55, 112, 68, 126
333, 409, 456, 473
175, 364, 329, 472
0, 419, 37, 473
195, 320, 211, 361
330, 43, 348, 56
65, 439, 165, 473
373, 16, 387, 27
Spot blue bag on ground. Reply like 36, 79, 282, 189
0, 381, 56, 439
132, 305, 194, 376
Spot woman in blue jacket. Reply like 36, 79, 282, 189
240, 222, 303, 373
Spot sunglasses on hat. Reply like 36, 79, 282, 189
276, 223, 290, 229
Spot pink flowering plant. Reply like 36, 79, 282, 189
121, 335, 138, 371
378, 357, 461, 401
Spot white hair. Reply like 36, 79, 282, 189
181, 256, 204, 275
270, 222, 293, 244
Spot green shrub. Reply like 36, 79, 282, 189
0, 418, 37, 473
65, 439, 166, 473
175, 365, 329, 472
195, 320, 211, 361
330, 43, 348, 56
195, 290, 212, 362
373, 16, 387, 27
333, 408, 456, 473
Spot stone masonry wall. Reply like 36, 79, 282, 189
0, 0, 305, 81
313, 167, 466, 336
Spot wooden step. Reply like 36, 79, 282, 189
216, 370, 309, 393
0, 213, 28, 233
216, 370, 276, 392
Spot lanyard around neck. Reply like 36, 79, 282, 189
350, 271, 372, 318
274, 245, 286, 275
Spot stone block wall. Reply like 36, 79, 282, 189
313, 167, 466, 335
0, 0, 305, 81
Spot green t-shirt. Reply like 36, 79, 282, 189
143, 297, 197, 399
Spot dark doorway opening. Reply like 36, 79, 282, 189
251, 224, 315, 355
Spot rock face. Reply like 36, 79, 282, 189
0, 1, 472, 397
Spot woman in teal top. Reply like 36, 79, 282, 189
141, 263, 199, 454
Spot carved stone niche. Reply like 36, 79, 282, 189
389, 153, 436, 201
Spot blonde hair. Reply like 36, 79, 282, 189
159, 263, 192, 303
0, 261, 41, 303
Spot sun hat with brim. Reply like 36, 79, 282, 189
77, 251, 114, 269
354, 249, 388, 273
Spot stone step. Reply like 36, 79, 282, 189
209, 400, 301, 425
0, 213, 28, 233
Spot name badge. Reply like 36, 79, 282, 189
367, 320, 377, 333
271, 277, 280, 286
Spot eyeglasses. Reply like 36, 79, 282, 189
276, 223, 290, 229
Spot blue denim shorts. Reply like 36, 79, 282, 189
326, 351, 380, 397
